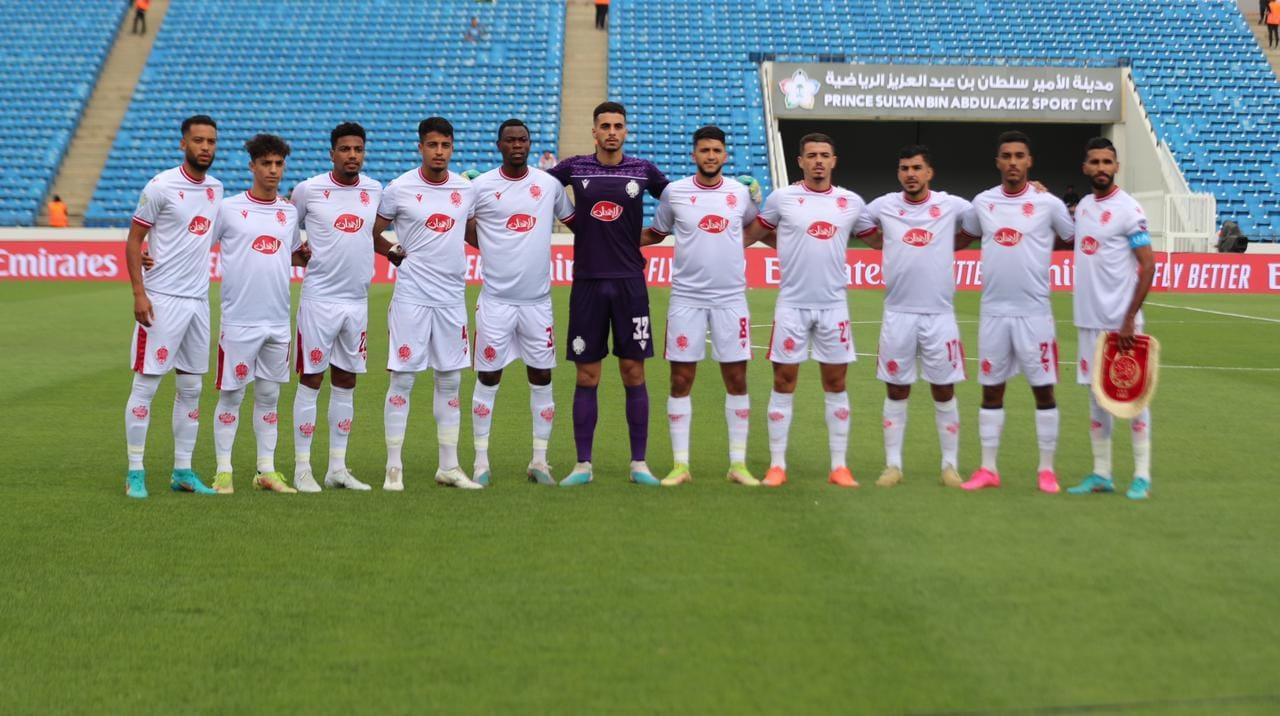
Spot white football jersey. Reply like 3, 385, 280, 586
468, 166, 574, 304
651, 175, 757, 307
213, 192, 300, 326
757, 183, 875, 309
1072, 187, 1150, 329
132, 165, 224, 299
377, 168, 475, 307
961, 184, 1074, 316
292, 172, 382, 304
866, 190, 973, 314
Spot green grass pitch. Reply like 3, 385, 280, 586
2, 280, 1279, 714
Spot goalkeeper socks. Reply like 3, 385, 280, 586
882, 397, 908, 469
384, 371, 415, 471
667, 395, 691, 464
572, 385, 598, 463
767, 390, 794, 468
978, 407, 1004, 472
1035, 407, 1059, 472
934, 398, 960, 469
125, 373, 160, 470
625, 383, 649, 462
172, 373, 202, 470
1132, 409, 1152, 480
214, 386, 245, 473
725, 393, 750, 464
1088, 394, 1114, 478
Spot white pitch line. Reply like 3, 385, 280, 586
739, 348, 1280, 373
1146, 301, 1280, 324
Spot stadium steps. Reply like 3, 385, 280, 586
40, 0, 171, 227
556, 0, 610, 159
1236, 0, 1280, 81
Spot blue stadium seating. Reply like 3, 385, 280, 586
609, 0, 1280, 235
0, 1, 126, 226
86, 0, 565, 226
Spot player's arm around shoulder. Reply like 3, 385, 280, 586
1049, 194, 1075, 250
640, 183, 673, 247
955, 197, 981, 250
858, 195, 885, 250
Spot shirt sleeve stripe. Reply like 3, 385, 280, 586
755, 216, 777, 230
131, 216, 154, 228
855, 227, 879, 238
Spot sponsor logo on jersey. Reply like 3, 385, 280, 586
322, 190, 331, 200
334, 214, 364, 233
590, 201, 623, 222
241, 210, 248, 219
415, 193, 423, 203
178, 191, 185, 200
902, 228, 933, 247
187, 216, 211, 235
1080, 236, 1100, 255
806, 221, 837, 240
690, 196, 697, 205
1022, 202, 1035, 217
218, 412, 237, 425
425, 214, 456, 232
993, 227, 1022, 246
697, 215, 729, 233
506, 214, 536, 233
251, 235, 281, 254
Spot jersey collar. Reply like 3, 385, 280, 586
1000, 183, 1030, 198
1093, 186, 1121, 202
329, 171, 359, 188
244, 191, 277, 205
692, 175, 723, 190
419, 167, 449, 186
178, 164, 205, 185
498, 166, 529, 182
903, 190, 932, 205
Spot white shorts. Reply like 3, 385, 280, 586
387, 301, 470, 373
1075, 323, 1142, 385
978, 314, 1058, 387
296, 299, 368, 375
664, 302, 751, 363
767, 304, 855, 365
130, 293, 209, 375
217, 323, 291, 390
876, 310, 967, 385
473, 297, 555, 372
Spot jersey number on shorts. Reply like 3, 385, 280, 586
1039, 341, 1056, 373
739, 317, 748, 340
946, 339, 963, 368
838, 321, 850, 344
632, 316, 650, 341
358, 331, 368, 361
545, 326, 555, 349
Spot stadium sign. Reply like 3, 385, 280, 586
770, 63, 1123, 122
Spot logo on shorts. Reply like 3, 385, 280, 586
425, 214, 456, 232
334, 214, 364, 233
309, 348, 323, 365
506, 214, 536, 232
388, 395, 406, 408
540, 406, 555, 421
398, 344, 412, 362
590, 201, 623, 222
131, 405, 149, 419
262, 412, 278, 425
336, 418, 352, 434
806, 221, 837, 240
697, 215, 729, 233
447, 398, 460, 409
980, 358, 993, 375
885, 359, 899, 375
1101, 210, 1113, 225
675, 334, 690, 351
1080, 236, 1100, 255
187, 216, 211, 235
483, 345, 497, 362
929, 205, 942, 219
299, 422, 315, 437
902, 228, 933, 247
1080, 358, 1089, 373
1022, 202, 1035, 217
734, 408, 751, 420
234, 362, 249, 380
572, 336, 586, 355
251, 235, 281, 254
993, 227, 1022, 247
473, 404, 491, 418
834, 407, 849, 421
359, 190, 370, 206
218, 412, 237, 425
530, 184, 543, 200
276, 210, 287, 225
768, 411, 785, 422
155, 346, 169, 365
450, 191, 462, 207
625, 180, 640, 198
726, 193, 738, 208
782, 337, 797, 353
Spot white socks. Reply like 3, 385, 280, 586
471, 380, 499, 471
766, 390, 793, 468
434, 370, 461, 471
1132, 409, 1152, 480
328, 385, 354, 473
293, 383, 319, 473
172, 373, 202, 470
882, 397, 907, 469
725, 393, 749, 464
253, 381, 281, 473
978, 407, 1004, 472
825, 391, 850, 470
1088, 394, 1114, 478
385, 371, 416, 471
668, 395, 692, 464
1035, 407, 1059, 472
934, 398, 960, 469
214, 386, 245, 473
530, 382, 554, 465
124, 373, 161, 470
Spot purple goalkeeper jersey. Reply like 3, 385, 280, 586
549, 153, 668, 279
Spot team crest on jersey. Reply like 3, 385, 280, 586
359, 190, 370, 206
155, 346, 169, 364
625, 180, 640, 198
1101, 210, 1112, 225
276, 210, 287, 225
262, 412, 278, 425
1022, 202, 1035, 217
337, 418, 353, 434
929, 205, 942, 219
207, 188, 216, 203
450, 191, 462, 207
530, 184, 542, 200
675, 335, 689, 351
131, 405, 149, 419
483, 345, 497, 362
398, 344, 412, 362
726, 193, 737, 209
218, 412, 237, 425
837, 196, 849, 211
388, 395, 407, 408
1080, 236, 1100, 255
234, 363, 249, 380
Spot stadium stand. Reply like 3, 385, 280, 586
86, 0, 566, 226
0, 1, 127, 226
608, 0, 1280, 234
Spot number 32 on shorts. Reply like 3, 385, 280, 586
632, 316, 650, 341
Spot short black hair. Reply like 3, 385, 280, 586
330, 122, 366, 149
693, 125, 726, 146
996, 130, 1032, 155
52, 195, 61, 202
1084, 136, 1116, 157
898, 144, 932, 167
593, 101, 627, 121
244, 133, 291, 161
418, 116, 454, 141
798, 132, 836, 155
497, 118, 529, 141
181, 114, 216, 136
